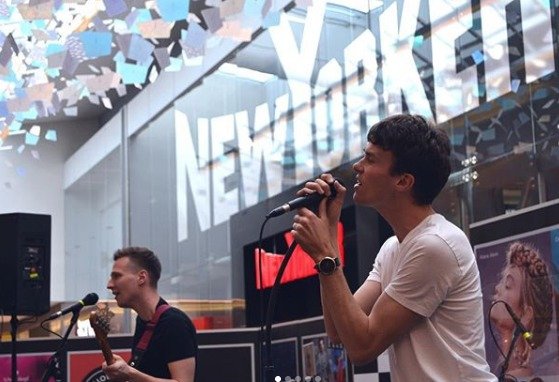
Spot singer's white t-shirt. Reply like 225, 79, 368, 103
368, 214, 497, 382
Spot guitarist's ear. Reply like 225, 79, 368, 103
137, 269, 148, 286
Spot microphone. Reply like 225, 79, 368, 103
47, 293, 99, 320
503, 301, 536, 349
266, 179, 342, 218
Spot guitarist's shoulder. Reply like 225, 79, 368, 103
160, 305, 182, 318
160, 306, 195, 327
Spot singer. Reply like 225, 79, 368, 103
102, 247, 198, 382
291, 114, 497, 381
490, 241, 553, 379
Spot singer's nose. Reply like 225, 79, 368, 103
353, 158, 363, 172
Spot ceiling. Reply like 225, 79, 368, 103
0, 0, 269, 144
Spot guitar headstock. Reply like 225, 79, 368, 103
89, 304, 114, 339
89, 303, 116, 364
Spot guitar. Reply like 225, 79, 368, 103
89, 309, 116, 365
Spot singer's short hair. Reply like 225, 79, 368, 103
113, 247, 161, 288
367, 114, 451, 205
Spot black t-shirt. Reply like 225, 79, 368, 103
131, 298, 198, 378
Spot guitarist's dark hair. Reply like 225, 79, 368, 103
113, 247, 162, 288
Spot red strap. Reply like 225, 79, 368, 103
136, 304, 171, 351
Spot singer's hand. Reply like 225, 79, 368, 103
292, 174, 346, 260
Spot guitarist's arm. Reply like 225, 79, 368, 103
102, 354, 195, 382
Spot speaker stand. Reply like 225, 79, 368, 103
10, 312, 18, 382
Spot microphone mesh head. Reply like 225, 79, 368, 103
83, 292, 99, 306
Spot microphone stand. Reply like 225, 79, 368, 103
10, 312, 18, 382
263, 240, 298, 382
498, 326, 521, 382
41, 310, 80, 382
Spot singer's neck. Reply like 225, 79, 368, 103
135, 291, 161, 321
381, 204, 435, 243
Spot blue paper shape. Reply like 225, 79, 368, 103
413, 35, 424, 46
263, 11, 280, 28
165, 57, 183, 72
244, 0, 265, 17
128, 34, 154, 62
104, 0, 128, 17
46, 43, 65, 56
79, 31, 112, 58
157, 0, 190, 21
471, 50, 484, 64
25, 132, 40, 145
116, 62, 148, 84
9, 120, 21, 131
113, 51, 126, 63
45, 129, 57, 142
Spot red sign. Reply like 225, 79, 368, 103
68, 349, 131, 381
254, 222, 345, 289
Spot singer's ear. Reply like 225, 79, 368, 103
395, 173, 415, 191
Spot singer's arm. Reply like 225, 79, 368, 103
292, 175, 422, 364
295, 213, 422, 363
321, 280, 381, 344
318, 268, 422, 364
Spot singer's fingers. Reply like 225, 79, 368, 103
296, 181, 323, 196
314, 178, 333, 196
319, 173, 335, 184
332, 178, 346, 194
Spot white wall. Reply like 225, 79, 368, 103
0, 119, 99, 302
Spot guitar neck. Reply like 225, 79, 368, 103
95, 334, 115, 365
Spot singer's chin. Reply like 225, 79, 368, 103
352, 190, 364, 204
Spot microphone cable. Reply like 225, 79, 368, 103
256, 215, 271, 382
257, 177, 342, 381
256, 214, 300, 382
488, 300, 519, 382
40, 318, 64, 339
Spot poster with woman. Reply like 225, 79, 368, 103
475, 225, 559, 381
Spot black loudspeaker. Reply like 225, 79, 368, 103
0, 213, 51, 315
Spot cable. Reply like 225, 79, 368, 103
263, 240, 297, 382
488, 300, 507, 359
489, 300, 520, 382
256, 216, 271, 382
40, 319, 63, 339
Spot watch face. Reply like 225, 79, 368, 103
319, 257, 338, 275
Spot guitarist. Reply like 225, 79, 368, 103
102, 247, 198, 382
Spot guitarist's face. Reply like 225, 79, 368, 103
107, 257, 142, 308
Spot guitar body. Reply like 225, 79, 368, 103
89, 310, 115, 365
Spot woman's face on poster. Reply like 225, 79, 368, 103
491, 265, 525, 329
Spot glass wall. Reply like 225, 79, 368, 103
64, 0, 559, 330
64, 147, 122, 300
